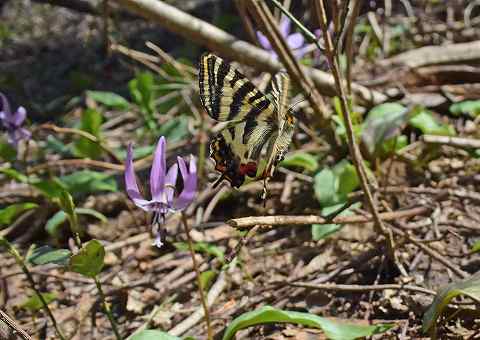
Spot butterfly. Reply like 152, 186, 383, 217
198, 53, 296, 198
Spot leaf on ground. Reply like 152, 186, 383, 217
409, 109, 455, 136
281, 152, 319, 172
361, 102, 408, 155
20, 292, 57, 312
449, 100, 480, 117
0, 202, 38, 227
86, 90, 130, 110
70, 239, 105, 278
27, 245, 71, 266
128, 329, 181, 340
312, 203, 360, 241
222, 305, 392, 340
423, 272, 480, 336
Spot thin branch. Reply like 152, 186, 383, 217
289, 282, 436, 296
314, 0, 396, 260
228, 206, 430, 229
0, 309, 33, 340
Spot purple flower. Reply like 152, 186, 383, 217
0, 93, 31, 147
125, 136, 197, 247
256, 16, 309, 60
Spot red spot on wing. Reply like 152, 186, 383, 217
239, 162, 257, 177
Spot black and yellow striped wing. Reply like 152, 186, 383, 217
199, 53, 276, 122
198, 53, 295, 190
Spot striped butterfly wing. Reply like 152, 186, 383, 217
199, 53, 293, 190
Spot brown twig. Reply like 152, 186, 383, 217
315, 0, 396, 260
0, 309, 33, 340
289, 282, 436, 296
228, 206, 429, 229
422, 134, 480, 150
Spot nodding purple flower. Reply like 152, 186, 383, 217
0, 93, 31, 147
125, 136, 197, 248
256, 16, 309, 60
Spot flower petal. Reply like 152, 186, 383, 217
165, 163, 178, 205
174, 156, 197, 211
150, 136, 167, 201
256, 30, 272, 50
124, 143, 149, 209
279, 16, 291, 38
287, 32, 305, 50
0, 92, 11, 117
12, 107, 27, 126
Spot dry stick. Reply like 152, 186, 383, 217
0, 309, 33, 340
342, 0, 362, 95
422, 134, 480, 150
180, 212, 213, 340
289, 282, 436, 296
115, 0, 386, 106
312, 0, 397, 262
248, 0, 329, 124
228, 206, 429, 229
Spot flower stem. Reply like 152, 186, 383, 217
181, 212, 213, 340
67, 210, 122, 339
2, 239, 66, 340
94, 276, 122, 340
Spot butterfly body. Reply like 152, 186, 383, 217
199, 53, 295, 191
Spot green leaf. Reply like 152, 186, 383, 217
0, 141, 17, 162
86, 90, 129, 110
20, 292, 57, 312
45, 208, 106, 237
45, 211, 67, 237
31, 178, 66, 199
471, 240, 480, 253
174, 242, 225, 263
380, 135, 408, 155
74, 108, 103, 159
199, 270, 217, 291
45, 135, 72, 156
0, 167, 28, 182
361, 103, 408, 155
314, 168, 337, 207
129, 72, 155, 121
75, 208, 107, 223
157, 116, 189, 142
129, 330, 181, 340
314, 161, 360, 208
312, 203, 360, 241
281, 152, 318, 172
70, 239, 105, 278
222, 305, 392, 340
449, 100, 480, 117
409, 109, 455, 136
59, 170, 117, 196
27, 246, 71, 266
333, 160, 359, 200
423, 272, 480, 335
0, 203, 38, 227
